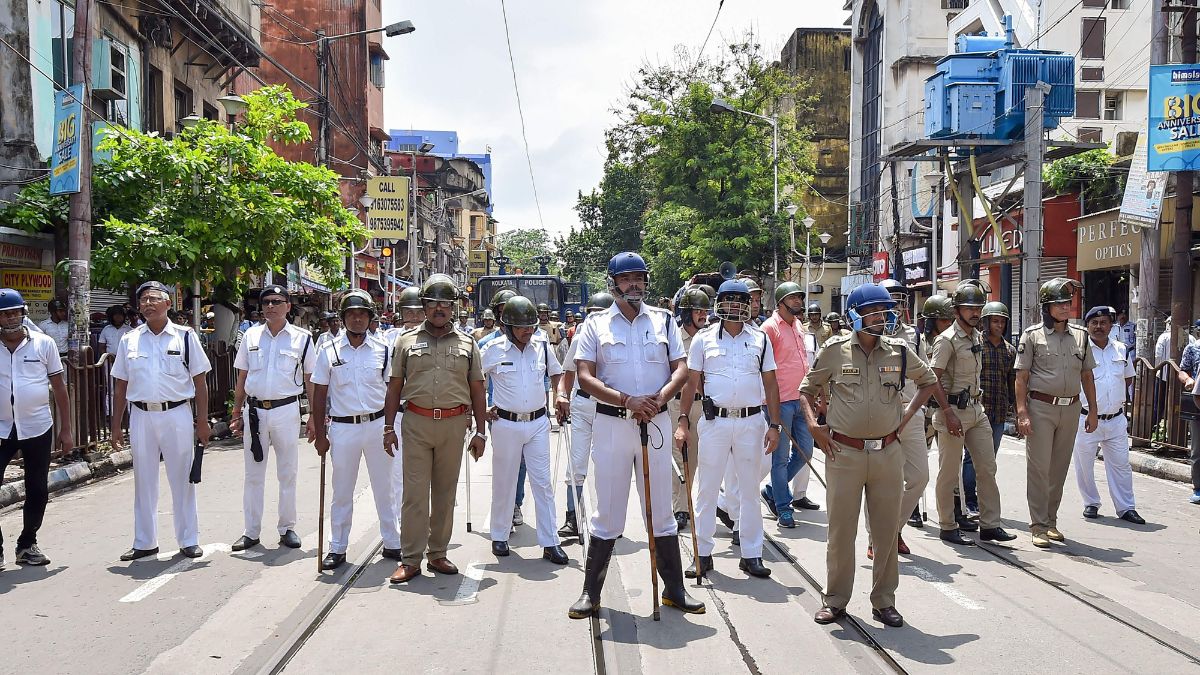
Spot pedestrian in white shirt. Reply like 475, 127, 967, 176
36, 300, 69, 355
110, 281, 211, 561
98, 305, 131, 357
481, 296, 568, 564
229, 286, 316, 552
0, 289, 72, 568
673, 280, 781, 580
1073, 306, 1144, 524
310, 291, 402, 570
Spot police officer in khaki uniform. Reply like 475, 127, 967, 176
799, 283, 941, 628
667, 287, 710, 531
1015, 278, 1098, 548
806, 302, 832, 347
384, 274, 488, 583
930, 281, 1016, 547
537, 303, 563, 348
472, 309, 496, 342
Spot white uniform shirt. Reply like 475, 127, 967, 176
233, 322, 316, 399
1082, 338, 1134, 416
0, 331, 64, 439
99, 323, 131, 353
562, 339, 583, 393
481, 333, 563, 413
37, 318, 69, 353
310, 332, 390, 418
686, 324, 776, 409
316, 330, 341, 350
574, 303, 684, 397
111, 322, 211, 403
1110, 321, 1136, 358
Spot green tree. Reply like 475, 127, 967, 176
1045, 147, 1125, 214
495, 227, 555, 274
1, 85, 364, 297
558, 35, 816, 292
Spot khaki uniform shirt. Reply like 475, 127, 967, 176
808, 321, 833, 347
1015, 323, 1096, 398
391, 322, 484, 409
540, 320, 563, 345
930, 322, 983, 397
471, 326, 493, 342
799, 332, 937, 439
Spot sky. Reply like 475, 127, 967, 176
382, 0, 851, 239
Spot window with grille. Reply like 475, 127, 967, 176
942, 0, 969, 8
1104, 92, 1123, 120
370, 54, 386, 89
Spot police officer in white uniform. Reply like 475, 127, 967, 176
388, 286, 426, 524
568, 252, 704, 619
311, 291, 403, 570
0, 289, 72, 568
229, 286, 315, 551
675, 279, 780, 579
1072, 305, 1145, 524
482, 295, 568, 563
111, 281, 211, 561
553, 292, 614, 539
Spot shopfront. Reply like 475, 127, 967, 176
0, 231, 56, 322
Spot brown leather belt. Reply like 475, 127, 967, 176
831, 430, 899, 451
406, 403, 470, 420
1030, 391, 1079, 406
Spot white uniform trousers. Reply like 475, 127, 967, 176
717, 461, 740, 528
696, 415, 768, 558
490, 416, 558, 546
589, 410, 677, 540
390, 412, 405, 526
130, 405, 199, 550
1072, 413, 1136, 515
241, 401, 300, 539
329, 418, 401, 553
566, 392, 596, 488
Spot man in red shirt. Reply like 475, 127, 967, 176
760, 282, 816, 529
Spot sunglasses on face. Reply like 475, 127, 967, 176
261, 299, 288, 307
424, 300, 454, 308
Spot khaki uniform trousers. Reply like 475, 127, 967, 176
824, 439, 904, 610
1026, 399, 1082, 533
667, 396, 700, 514
864, 409, 928, 541
399, 411, 471, 566
933, 404, 1001, 530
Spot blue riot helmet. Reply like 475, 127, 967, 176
606, 252, 650, 306
714, 280, 753, 323
845, 283, 898, 335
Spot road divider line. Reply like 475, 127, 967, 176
119, 543, 231, 603
441, 561, 484, 606
908, 563, 984, 610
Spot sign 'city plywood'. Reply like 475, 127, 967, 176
366, 176, 410, 239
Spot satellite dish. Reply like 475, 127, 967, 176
718, 261, 737, 280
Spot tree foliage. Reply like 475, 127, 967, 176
1045, 147, 1125, 214
495, 227, 555, 274
0, 85, 364, 297
557, 35, 816, 296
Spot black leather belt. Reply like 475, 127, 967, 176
673, 392, 703, 401
249, 395, 300, 410
330, 410, 384, 424
595, 402, 669, 419
714, 405, 762, 419
575, 389, 591, 399
133, 399, 189, 412
496, 407, 547, 422
1081, 409, 1123, 421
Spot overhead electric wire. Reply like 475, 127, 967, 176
499, 0, 546, 230
696, 0, 726, 61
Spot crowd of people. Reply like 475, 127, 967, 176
0, 252, 1170, 632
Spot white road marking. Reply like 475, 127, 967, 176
908, 564, 984, 610
440, 561, 485, 606
119, 543, 231, 603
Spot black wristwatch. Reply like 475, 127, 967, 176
769, 423, 782, 432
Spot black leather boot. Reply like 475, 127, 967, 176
568, 537, 616, 619
557, 511, 579, 538
655, 536, 705, 614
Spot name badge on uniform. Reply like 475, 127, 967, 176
879, 366, 901, 373
248, 346, 259, 352
841, 366, 860, 376
501, 361, 513, 366
412, 341, 428, 349
167, 350, 181, 356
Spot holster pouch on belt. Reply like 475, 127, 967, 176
189, 440, 205, 484
701, 396, 716, 421
248, 405, 264, 462
956, 390, 971, 410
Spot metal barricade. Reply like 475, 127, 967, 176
204, 341, 236, 421
1130, 357, 1189, 452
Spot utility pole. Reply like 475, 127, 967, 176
315, 30, 329, 169
1172, 2, 1197, 359
1141, 0, 1169, 362
1020, 82, 1050, 332
66, 0, 93, 361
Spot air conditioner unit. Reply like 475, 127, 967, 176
92, 39, 127, 101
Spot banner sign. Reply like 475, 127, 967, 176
871, 252, 890, 281
900, 246, 929, 285
1, 268, 54, 301
49, 85, 84, 195
1120, 134, 1166, 228
366, 176, 410, 239
1148, 64, 1200, 171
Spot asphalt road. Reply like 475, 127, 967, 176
3, 426, 1198, 674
